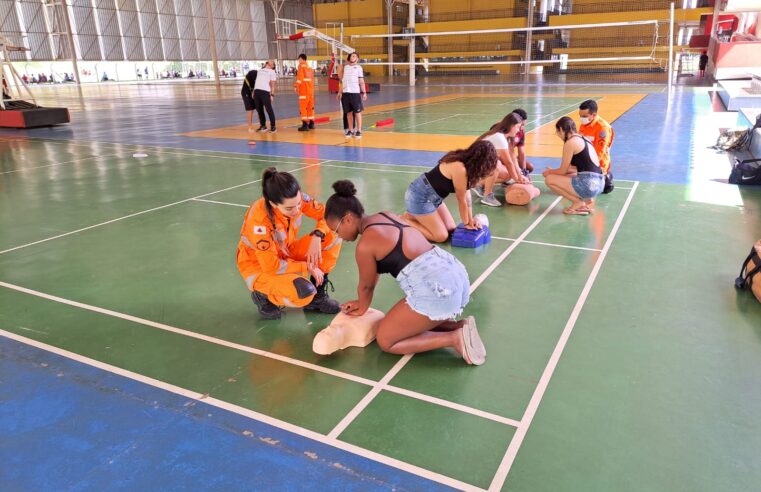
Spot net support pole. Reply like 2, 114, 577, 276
205, 0, 220, 86
524, 0, 534, 82
668, 2, 674, 93
408, 0, 415, 87
58, 0, 81, 85
386, 0, 393, 81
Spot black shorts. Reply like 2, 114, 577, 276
341, 93, 363, 113
242, 93, 255, 111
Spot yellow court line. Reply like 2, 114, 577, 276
182, 93, 645, 157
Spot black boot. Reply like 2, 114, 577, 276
308, 120, 315, 130
298, 122, 309, 132
251, 291, 281, 320
304, 275, 340, 314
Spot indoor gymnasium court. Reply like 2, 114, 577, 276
1, 1, 760, 490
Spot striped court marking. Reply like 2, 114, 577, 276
325, 196, 564, 441
1, 132, 639, 488
491, 236, 602, 253
0, 154, 121, 175
0, 329, 481, 492
488, 182, 639, 491
191, 196, 597, 254
0, 163, 322, 256
0, 278, 521, 429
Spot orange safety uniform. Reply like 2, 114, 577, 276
579, 115, 614, 174
294, 62, 315, 123
236, 192, 342, 308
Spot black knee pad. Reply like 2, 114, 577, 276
293, 277, 317, 299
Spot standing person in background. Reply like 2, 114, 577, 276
241, 69, 257, 133
254, 60, 278, 134
698, 50, 709, 78
336, 52, 367, 139
294, 54, 315, 132
578, 99, 614, 193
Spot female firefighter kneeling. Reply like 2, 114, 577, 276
236, 167, 343, 319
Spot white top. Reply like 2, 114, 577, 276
254, 68, 277, 92
482, 131, 510, 150
341, 64, 364, 93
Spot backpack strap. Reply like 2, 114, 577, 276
736, 247, 761, 289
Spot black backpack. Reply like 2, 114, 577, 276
729, 157, 761, 185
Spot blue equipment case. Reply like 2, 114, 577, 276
451, 224, 491, 248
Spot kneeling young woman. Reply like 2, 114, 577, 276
325, 180, 486, 365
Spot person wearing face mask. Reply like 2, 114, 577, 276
543, 116, 605, 215
253, 60, 278, 133
236, 167, 343, 319
578, 99, 614, 192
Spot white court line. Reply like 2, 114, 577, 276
526, 96, 602, 128
491, 236, 602, 253
398, 113, 463, 131
321, 163, 420, 174
0, 329, 481, 492
192, 198, 249, 208
0, 154, 120, 175
0, 278, 521, 429
0, 135, 434, 172
488, 182, 639, 491
327, 196, 563, 440
0, 163, 320, 255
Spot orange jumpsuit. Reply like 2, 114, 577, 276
294, 62, 315, 123
236, 193, 342, 308
579, 115, 614, 175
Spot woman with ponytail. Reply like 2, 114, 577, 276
325, 180, 486, 365
236, 167, 343, 319
472, 112, 530, 207
402, 140, 498, 243
543, 116, 604, 215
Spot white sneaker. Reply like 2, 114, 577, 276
472, 185, 485, 198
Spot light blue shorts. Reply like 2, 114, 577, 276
397, 246, 470, 321
405, 174, 444, 216
571, 171, 605, 200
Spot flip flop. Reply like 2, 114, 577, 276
459, 316, 486, 365
563, 207, 590, 216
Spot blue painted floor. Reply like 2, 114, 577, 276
0, 336, 450, 491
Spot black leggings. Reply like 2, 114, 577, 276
254, 89, 276, 128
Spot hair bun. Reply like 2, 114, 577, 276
262, 167, 278, 181
332, 180, 357, 197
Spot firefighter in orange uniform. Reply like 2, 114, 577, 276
294, 54, 315, 132
237, 167, 342, 319
578, 99, 614, 175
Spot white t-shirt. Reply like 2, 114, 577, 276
254, 68, 277, 92
341, 64, 364, 93
482, 132, 510, 150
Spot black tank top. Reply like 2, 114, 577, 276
362, 213, 414, 278
569, 135, 603, 174
424, 164, 455, 198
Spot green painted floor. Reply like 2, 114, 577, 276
1, 140, 760, 490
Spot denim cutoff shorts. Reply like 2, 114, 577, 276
405, 174, 444, 216
396, 246, 470, 321
571, 171, 605, 200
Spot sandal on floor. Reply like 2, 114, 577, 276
459, 316, 486, 366
563, 206, 590, 216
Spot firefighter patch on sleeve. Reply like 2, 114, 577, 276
256, 239, 271, 251
253, 225, 267, 235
